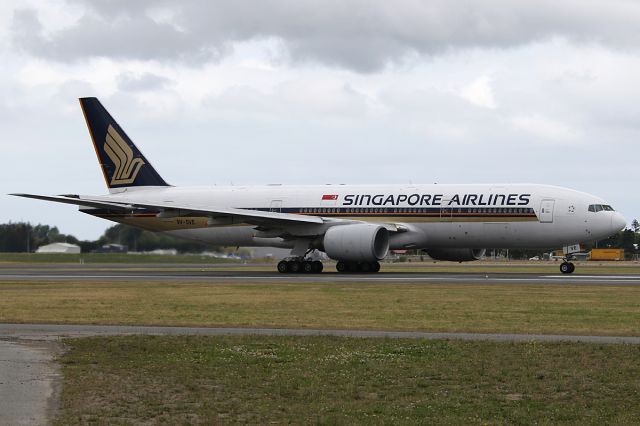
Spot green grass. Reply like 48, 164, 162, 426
54, 335, 640, 425
2, 281, 640, 335
0, 252, 242, 264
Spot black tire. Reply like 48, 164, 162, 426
303, 261, 314, 273
336, 261, 347, 273
277, 260, 289, 273
313, 261, 323, 273
568, 262, 575, 274
372, 261, 381, 273
290, 261, 302, 273
360, 262, 371, 273
346, 262, 358, 273
560, 262, 572, 274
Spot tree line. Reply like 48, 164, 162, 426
0, 222, 214, 253
1, 220, 638, 257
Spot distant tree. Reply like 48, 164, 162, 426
98, 224, 218, 253
0, 222, 89, 252
632, 219, 640, 233
0, 222, 31, 252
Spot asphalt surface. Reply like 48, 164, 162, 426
0, 340, 60, 426
1, 263, 640, 285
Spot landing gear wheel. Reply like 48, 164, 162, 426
289, 261, 302, 273
277, 261, 289, 273
359, 262, 371, 273
303, 261, 314, 273
372, 261, 380, 273
336, 261, 347, 273
560, 262, 575, 274
312, 261, 323, 273
346, 262, 359, 273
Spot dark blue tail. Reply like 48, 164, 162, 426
79, 97, 169, 189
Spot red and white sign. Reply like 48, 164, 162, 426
322, 194, 338, 200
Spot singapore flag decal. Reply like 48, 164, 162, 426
322, 194, 338, 200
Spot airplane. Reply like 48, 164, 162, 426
12, 98, 627, 274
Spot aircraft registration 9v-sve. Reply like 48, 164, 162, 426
12, 98, 626, 274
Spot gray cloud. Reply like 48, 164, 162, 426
11, 0, 640, 72
117, 72, 172, 92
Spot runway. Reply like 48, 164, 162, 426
2, 323, 640, 344
1, 263, 640, 285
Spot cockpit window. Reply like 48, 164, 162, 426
588, 204, 615, 212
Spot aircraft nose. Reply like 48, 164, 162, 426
611, 212, 627, 232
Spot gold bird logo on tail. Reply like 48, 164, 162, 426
104, 125, 145, 185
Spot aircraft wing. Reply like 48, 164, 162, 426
10, 193, 325, 227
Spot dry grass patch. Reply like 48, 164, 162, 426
1, 280, 640, 335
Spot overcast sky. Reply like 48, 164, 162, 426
1, 0, 639, 240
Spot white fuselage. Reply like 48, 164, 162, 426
84, 183, 626, 251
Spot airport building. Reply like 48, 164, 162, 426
35, 242, 81, 254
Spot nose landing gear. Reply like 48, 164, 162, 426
560, 261, 575, 274
560, 252, 576, 274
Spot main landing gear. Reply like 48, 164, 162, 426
276, 258, 382, 274
277, 257, 324, 274
560, 261, 575, 274
336, 261, 381, 274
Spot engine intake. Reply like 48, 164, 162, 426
323, 224, 389, 261
425, 248, 486, 262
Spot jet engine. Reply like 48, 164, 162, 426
425, 248, 486, 262
323, 224, 389, 261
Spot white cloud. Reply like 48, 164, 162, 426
511, 114, 581, 144
460, 76, 497, 109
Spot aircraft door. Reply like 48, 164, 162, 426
269, 200, 283, 213
539, 199, 555, 223
439, 201, 453, 222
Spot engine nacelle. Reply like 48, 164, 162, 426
425, 248, 486, 262
323, 224, 389, 262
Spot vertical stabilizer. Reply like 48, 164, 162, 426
79, 97, 169, 189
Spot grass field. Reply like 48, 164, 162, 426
54, 335, 640, 425
2, 280, 640, 335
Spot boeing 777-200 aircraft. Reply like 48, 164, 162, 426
12, 98, 626, 274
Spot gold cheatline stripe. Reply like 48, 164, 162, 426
90, 213, 538, 231
79, 99, 110, 187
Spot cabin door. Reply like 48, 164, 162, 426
539, 199, 555, 223
269, 200, 283, 213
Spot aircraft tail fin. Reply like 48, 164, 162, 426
79, 97, 169, 190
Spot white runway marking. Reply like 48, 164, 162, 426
542, 275, 640, 279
